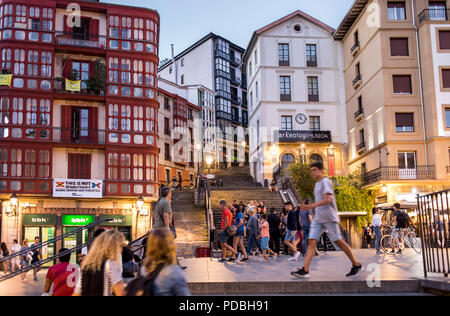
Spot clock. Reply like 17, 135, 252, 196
295, 113, 307, 125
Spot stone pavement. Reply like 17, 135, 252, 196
0, 249, 446, 296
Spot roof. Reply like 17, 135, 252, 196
158, 33, 245, 72
243, 10, 336, 62
333, 0, 369, 40
157, 78, 201, 111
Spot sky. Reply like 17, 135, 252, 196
104, 0, 355, 61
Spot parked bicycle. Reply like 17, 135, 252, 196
380, 225, 421, 255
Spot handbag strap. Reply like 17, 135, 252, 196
103, 261, 111, 297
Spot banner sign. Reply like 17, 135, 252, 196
62, 215, 95, 226
0, 74, 12, 86
53, 179, 103, 198
99, 215, 132, 227
65, 79, 81, 92
275, 130, 332, 143
22, 214, 57, 226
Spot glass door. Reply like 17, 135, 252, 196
63, 227, 89, 264
24, 227, 55, 267
398, 152, 417, 180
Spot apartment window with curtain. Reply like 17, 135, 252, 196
388, 2, 406, 20
281, 116, 293, 131
309, 116, 320, 131
307, 77, 319, 102
306, 44, 317, 67
439, 31, 450, 49
278, 43, 289, 66
280, 76, 291, 101
390, 38, 409, 56
393, 75, 412, 94
395, 113, 414, 132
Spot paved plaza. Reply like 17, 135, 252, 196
1, 249, 447, 296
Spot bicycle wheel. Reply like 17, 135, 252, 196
381, 235, 398, 254
409, 236, 422, 254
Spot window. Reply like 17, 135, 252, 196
309, 116, 320, 131
439, 31, 450, 49
390, 38, 409, 56
280, 76, 291, 101
72, 61, 89, 90
188, 108, 193, 121
165, 143, 171, 161
281, 116, 293, 131
181, 74, 184, 85
254, 50, 258, 66
164, 97, 170, 111
429, 2, 448, 21
164, 117, 170, 135
278, 44, 289, 66
68, 154, 91, 179
359, 129, 365, 146
388, 2, 406, 20
307, 77, 319, 102
396, 113, 414, 132
354, 30, 359, 45
442, 69, 450, 88
255, 81, 259, 100
306, 44, 317, 67
181, 58, 184, 67
393, 75, 412, 94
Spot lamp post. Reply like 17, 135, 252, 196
205, 156, 213, 174
7, 193, 18, 217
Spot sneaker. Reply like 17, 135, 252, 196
241, 257, 249, 262
291, 267, 310, 278
236, 253, 242, 262
228, 258, 236, 262
294, 251, 301, 260
346, 265, 362, 277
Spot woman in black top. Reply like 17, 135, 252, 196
1, 242, 9, 274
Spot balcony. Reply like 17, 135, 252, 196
353, 74, 362, 89
308, 94, 319, 102
280, 94, 291, 102
215, 111, 232, 121
55, 31, 107, 50
231, 95, 242, 105
241, 78, 247, 89
230, 57, 241, 67
54, 79, 106, 98
363, 166, 436, 187
215, 69, 231, 80
232, 116, 241, 125
356, 141, 366, 152
307, 59, 317, 68
214, 50, 230, 61
418, 9, 450, 24
354, 108, 364, 121
351, 41, 360, 56
52, 128, 106, 145
230, 76, 241, 87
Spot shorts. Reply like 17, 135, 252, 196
261, 237, 269, 250
309, 221, 343, 242
235, 230, 245, 238
218, 230, 228, 243
284, 230, 297, 242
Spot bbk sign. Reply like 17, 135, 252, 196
99, 215, 132, 227
22, 215, 57, 226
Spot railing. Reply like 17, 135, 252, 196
351, 41, 360, 53
363, 165, 436, 186
230, 76, 241, 86
307, 59, 317, 67
354, 108, 364, 119
215, 69, 231, 80
356, 142, 366, 151
0, 218, 115, 282
280, 94, 291, 102
308, 94, 319, 102
417, 190, 450, 277
54, 79, 106, 96
353, 74, 362, 86
214, 50, 230, 61
231, 95, 242, 105
55, 31, 107, 49
230, 57, 241, 67
418, 9, 450, 24
52, 127, 106, 145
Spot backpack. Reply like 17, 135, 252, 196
125, 263, 165, 296
396, 211, 410, 228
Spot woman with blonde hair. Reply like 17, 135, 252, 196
73, 229, 126, 296
133, 228, 190, 296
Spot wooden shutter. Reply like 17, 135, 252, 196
61, 106, 72, 142
395, 113, 414, 127
90, 18, 99, 41
89, 61, 95, 79
62, 59, 72, 79
393, 75, 412, 94
390, 38, 409, 56
69, 154, 91, 179
88, 107, 98, 143
439, 31, 450, 49
442, 69, 450, 88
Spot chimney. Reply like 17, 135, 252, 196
171, 44, 178, 85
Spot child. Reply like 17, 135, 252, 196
259, 214, 277, 261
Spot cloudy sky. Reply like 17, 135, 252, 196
104, 0, 355, 60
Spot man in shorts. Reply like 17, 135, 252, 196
218, 200, 240, 262
283, 202, 301, 261
291, 162, 362, 278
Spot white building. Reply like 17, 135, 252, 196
158, 33, 248, 168
243, 10, 348, 186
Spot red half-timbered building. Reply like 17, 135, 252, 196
0, 0, 159, 253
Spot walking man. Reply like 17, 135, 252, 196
291, 162, 362, 278
284, 202, 301, 261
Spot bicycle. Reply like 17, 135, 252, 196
380, 225, 421, 255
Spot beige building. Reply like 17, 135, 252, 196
334, 0, 450, 206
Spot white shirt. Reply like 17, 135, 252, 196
372, 213, 382, 227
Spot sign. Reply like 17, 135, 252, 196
62, 215, 95, 226
99, 215, 132, 227
53, 179, 103, 198
275, 130, 332, 143
0, 74, 12, 87
22, 214, 57, 226
65, 79, 81, 92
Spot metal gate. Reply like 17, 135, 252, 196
417, 190, 450, 277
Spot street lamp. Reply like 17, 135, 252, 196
241, 140, 246, 147
136, 195, 144, 210
7, 193, 18, 217
205, 156, 213, 174
381, 185, 388, 194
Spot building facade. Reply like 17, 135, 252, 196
334, 0, 450, 207
157, 77, 201, 187
244, 10, 348, 186
158, 33, 249, 169
0, 0, 159, 257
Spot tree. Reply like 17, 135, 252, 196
284, 162, 315, 201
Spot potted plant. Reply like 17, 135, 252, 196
86, 60, 106, 96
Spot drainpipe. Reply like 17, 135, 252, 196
411, 0, 429, 167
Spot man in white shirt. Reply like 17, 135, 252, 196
11, 239, 22, 272
372, 208, 382, 254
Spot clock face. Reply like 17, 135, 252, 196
296, 113, 307, 125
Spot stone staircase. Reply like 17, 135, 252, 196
170, 190, 209, 258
